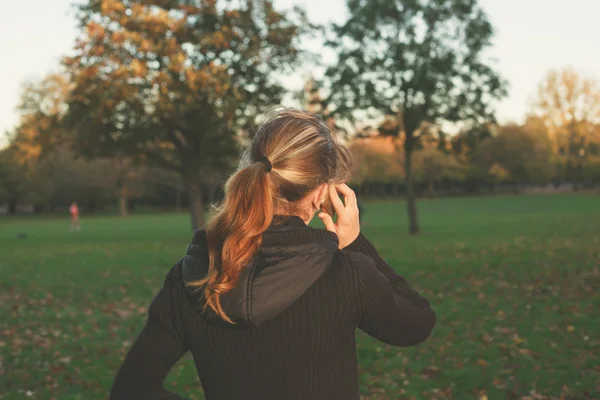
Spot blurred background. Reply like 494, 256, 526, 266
1, 1, 599, 399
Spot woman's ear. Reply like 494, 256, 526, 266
311, 184, 328, 211
317, 184, 329, 206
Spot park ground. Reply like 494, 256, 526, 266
1, 194, 599, 400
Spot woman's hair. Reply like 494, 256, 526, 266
188, 108, 352, 323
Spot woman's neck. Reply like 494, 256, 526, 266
273, 209, 314, 226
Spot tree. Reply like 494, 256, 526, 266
325, 0, 506, 234
412, 148, 465, 196
0, 146, 31, 213
532, 68, 600, 187
451, 124, 494, 163
2, 74, 74, 211
15, 73, 72, 158
100, 157, 145, 217
473, 122, 554, 185
298, 77, 353, 138
349, 135, 404, 188
64, 0, 309, 229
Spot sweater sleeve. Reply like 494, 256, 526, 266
345, 234, 436, 347
110, 279, 189, 400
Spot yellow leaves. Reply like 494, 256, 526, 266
171, 18, 186, 35
496, 309, 506, 320
130, 59, 147, 78
512, 334, 525, 344
196, 69, 211, 86
87, 21, 105, 40
420, 365, 442, 379
140, 39, 151, 52
213, 31, 227, 48
159, 83, 170, 97
13, 132, 41, 162
182, 62, 231, 96
164, 37, 178, 53
518, 348, 533, 356
169, 53, 186, 73
101, 0, 125, 15
152, 8, 170, 24
112, 31, 126, 45
481, 333, 493, 344
81, 66, 99, 80
477, 359, 489, 367
201, 31, 229, 50
224, 10, 241, 20
131, 3, 144, 16
182, 5, 200, 15
112, 65, 128, 80
492, 377, 506, 389
567, 325, 575, 332
488, 162, 510, 181
185, 69, 197, 89
93, 45, 105, 57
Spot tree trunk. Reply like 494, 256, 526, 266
186, 179, 204, 231
427, 181, 435, 198
404, 137, 420, 235
118, 193, 128, 217
8, 200, 16, 215
175, 183, 182, 212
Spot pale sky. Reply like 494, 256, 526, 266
1, 0, 599, 145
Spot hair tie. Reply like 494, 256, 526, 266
257, 155, 272, 173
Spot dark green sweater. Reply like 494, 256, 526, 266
110, 216, 436, 399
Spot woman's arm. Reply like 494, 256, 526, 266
346, 234, 436, 347
110, 280, 188, 400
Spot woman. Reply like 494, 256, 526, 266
110, 109, 436, 400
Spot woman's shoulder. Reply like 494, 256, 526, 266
325, 249, 377, 290
164, 258, 185, 284
333, 248, 376, 271
163, 229, 208, 285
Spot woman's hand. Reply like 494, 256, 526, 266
318, 184, 360, 249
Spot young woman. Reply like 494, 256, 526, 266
110, 109, 436, 400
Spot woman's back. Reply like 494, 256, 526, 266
183, 230, 362, 399
111, 217, 435, 399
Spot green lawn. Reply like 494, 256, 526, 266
1, 194, 599, 400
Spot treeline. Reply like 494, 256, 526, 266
350, 113, 600, 197
1, 1, 599, 233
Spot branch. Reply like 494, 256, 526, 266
142, 150, 183, 175
160, 115, 187, 158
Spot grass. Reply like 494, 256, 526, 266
1, 194, 599, 400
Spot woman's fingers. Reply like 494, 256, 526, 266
336, 184, 357, 207
329, 184, 345, 215
318, 212, 336, 233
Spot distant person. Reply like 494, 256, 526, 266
69, 202, 81, 232
110, 109, 436, 400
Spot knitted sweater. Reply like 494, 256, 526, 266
110, 216, 436, 400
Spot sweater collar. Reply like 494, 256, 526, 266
263, 215, 339, 247
271, 215, 307, 227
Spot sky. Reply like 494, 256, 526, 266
1, 0, 599, 145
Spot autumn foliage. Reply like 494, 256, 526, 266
62, 0, 309, 228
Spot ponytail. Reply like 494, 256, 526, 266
188, 162, 273, 323
187, 108, 353, 323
